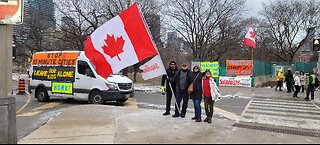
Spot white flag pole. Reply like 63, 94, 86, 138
137, 3, 181, 114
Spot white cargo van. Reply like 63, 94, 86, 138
28, 51, 134, 104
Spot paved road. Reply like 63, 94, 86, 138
15, 83, 320, 141
15, 90, 250, 141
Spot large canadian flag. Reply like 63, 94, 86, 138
139, 54, 167, 80
243, 23, 256, 49
84, 2, 158, 79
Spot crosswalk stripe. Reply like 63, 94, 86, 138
248, 106, 320, 115
250, 101, 315, 107
244, 109, 320, 120
240, 97, 320, 130
253, 98, 312, 104
249, 104, 319, 111
242, 114, 320, 129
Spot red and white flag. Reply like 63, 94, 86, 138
84, 2, 158, 79
139, 54, 167, 80
243, 23, 256, 49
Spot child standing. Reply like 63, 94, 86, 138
202, 70, 220, 124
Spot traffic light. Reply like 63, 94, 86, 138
12, 36, 16, 61
0, 0, 9, 2
314, 38, 320, 52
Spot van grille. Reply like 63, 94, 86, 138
118, 83, 132, 90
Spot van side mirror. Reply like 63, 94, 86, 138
85, 69, 95, 78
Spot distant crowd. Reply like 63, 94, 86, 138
275, 69, 320, 100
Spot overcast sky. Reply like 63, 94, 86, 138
245, 0, 269, 17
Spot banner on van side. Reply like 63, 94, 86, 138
32, 52, 78, 67
32, 67, 75, 82
52, 82, 73, 95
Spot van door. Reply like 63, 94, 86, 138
74, 60, 97, 99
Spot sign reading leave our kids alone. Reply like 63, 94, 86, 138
226, 60, 253, 76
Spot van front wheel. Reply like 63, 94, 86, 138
36, 88, 49, 102
89, 91, 105, 104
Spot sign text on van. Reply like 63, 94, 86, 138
31, 52, 78, 67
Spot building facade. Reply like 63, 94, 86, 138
294, 27, 320, 62
24, 0, 55, 28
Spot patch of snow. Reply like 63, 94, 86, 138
12, 73, 28, 81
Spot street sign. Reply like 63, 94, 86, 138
0, 0, 23, 24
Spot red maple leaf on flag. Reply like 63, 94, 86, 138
250, 31, 255, 38
102, 34, 125, 61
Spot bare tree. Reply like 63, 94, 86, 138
164, 0, 245, 61
14, 5, 57, 70
260, 0, 320, 62
15, 6, 55, 53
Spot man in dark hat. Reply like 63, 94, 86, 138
161, 61, 178, 116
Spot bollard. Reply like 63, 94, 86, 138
17, 79, 26, 95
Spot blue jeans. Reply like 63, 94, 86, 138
193, 99, 202, 119
174, 89, 189, 115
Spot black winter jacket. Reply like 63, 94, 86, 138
170, 69, 192, 92
161, 67, 178, 87
189, 72, 204, 100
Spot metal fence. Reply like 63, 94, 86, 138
218, 60, 317, 77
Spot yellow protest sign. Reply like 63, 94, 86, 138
200, 62, 219, 78
52, 82, 73, 94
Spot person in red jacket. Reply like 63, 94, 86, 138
202, 70, 220, 123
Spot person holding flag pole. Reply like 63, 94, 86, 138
136, 4, 182, 116
160, 61, 178, 116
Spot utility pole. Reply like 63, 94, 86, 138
0, 25, 17, 144
0, 0, 23, 142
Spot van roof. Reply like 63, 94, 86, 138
33, 51, 83, 54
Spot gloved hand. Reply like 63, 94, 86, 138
161, 86, 166, 95
161, 86, 165, 92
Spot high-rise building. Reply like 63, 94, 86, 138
24, 0, 56, 28
146, 14, 163, 49
166, 32, 177, 48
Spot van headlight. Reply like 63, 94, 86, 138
105, 82, 118, 90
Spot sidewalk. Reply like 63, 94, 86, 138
19, 105, 320, 144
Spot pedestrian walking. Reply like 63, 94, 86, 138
293, 71, 301, 98
304, 71, 317, 101
170, 63, 192, 118
285, 69, 294, 93
275, 68, 284, 91
161, 61, 178, 116
299, 71, 306, 93
189, 66, 203, 122
316, 74, 320, 91
202, 70, 220, 124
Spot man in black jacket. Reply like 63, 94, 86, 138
285, 69, 294, 93
170, 63, 192, 118
161, 61, 178, 116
